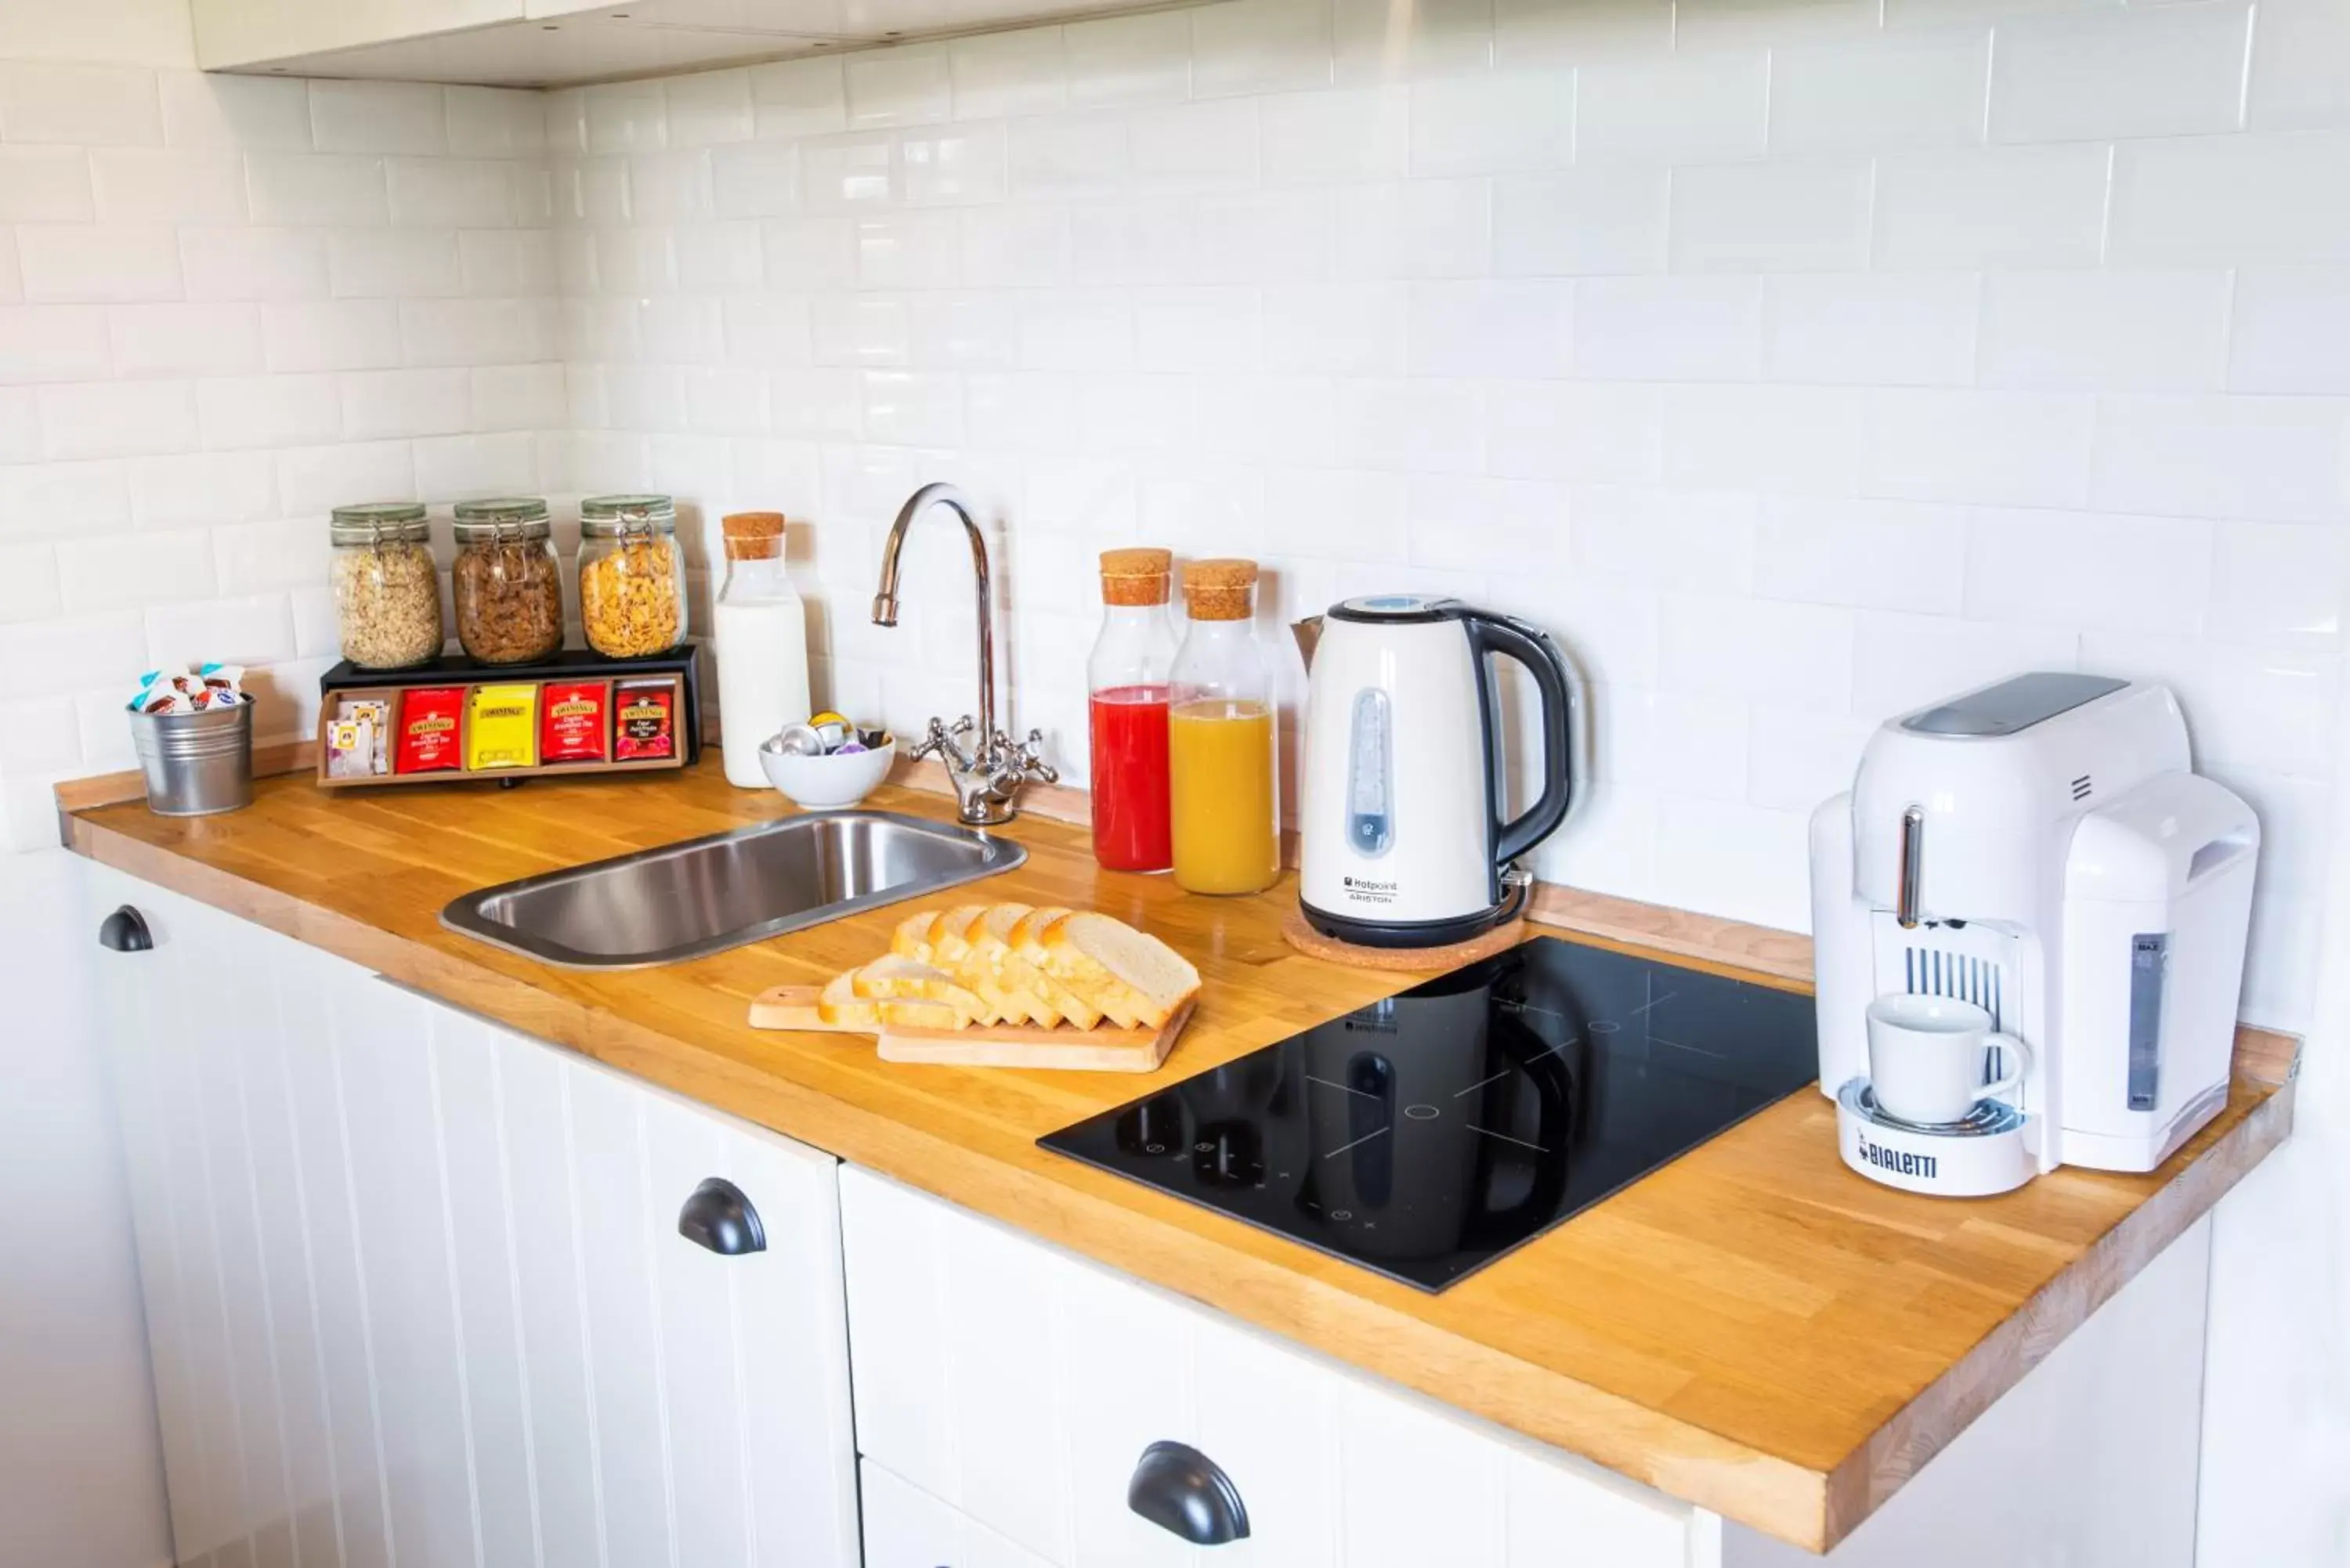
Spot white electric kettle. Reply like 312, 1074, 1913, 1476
1294, 595, 1580, 948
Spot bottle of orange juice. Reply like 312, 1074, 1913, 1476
1168, 558, 1279, 895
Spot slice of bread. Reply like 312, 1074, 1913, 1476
849, 955, 989, 1026
888, 911, 938, 962
993, 904, 1105, 1030
929, 903, 1052, 1028
1043, 911, 1200, 1030
1010, 905, 1152, 1029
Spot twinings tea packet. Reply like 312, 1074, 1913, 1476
466, 683, 539, 771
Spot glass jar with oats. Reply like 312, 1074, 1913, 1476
578, 493, 688, 659
451, 497, 563, 665
329, 502, 443, 670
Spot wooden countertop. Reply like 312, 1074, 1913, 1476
63, 763, 2297, 1554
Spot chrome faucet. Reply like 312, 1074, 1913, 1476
872, 482, 1057, 826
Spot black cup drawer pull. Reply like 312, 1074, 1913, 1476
677, 1178, 765, 1255
1127, 1440, 1249, 1545
98, 906, 153, 952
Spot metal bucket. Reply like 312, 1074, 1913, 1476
129, 702, 254, 816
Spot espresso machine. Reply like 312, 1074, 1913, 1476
1810, 673, 2260, 1196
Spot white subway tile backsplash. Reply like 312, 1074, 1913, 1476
859, 368, 964, 445
750, 59, 849, 140
1015, 288, 1131, 370
2110, 132, 2350, 265
0, 458, 128, 537
1335, 0, 1493, 81
127, 450, 276, 529
1863, 386, 2094, 505
0, 388, 35, 464
1663, 383, 1863, 493
0, 149, 96, 222
2090, 393, 2350, 524
1668, 157, 1873, 273
1409, 74, 1574, 176
1130, 99, 1260, 193
402, 297, 552, 367
1407, 279, 1571, 377
471, 363, 568, 432
1745, 705, 1880, 809
765, 213, 858, 292
1191, 0, 1335, 98
1197, 371, 1337, 461
1653, 796, 1814, 931
1333, 179, 1490, 278
710, 141, 800, 219
89, 148, 245, 223
1260, 280, 1406, 373
1136, 285, 1261, 372
902, 125, 1008, 207
446, 86, 545, 158
388, 157, 519, 227
1575, 52, 1770, 164
2247, 0, 2350, 132
257, 299, 399, 373
1485, 381, 1662, 482
2208, 521, 2347, 650
110, 302, 264, 378
410, 431, 540, 500
585, 81, 669, 155
275, 439, 412, 516
327, 228, 462, 298
948, 30, 1067, 121
0, 62, 160, 146
17, 223, 179, 301
960, 204, 1069, 287
2229, 266, 2350, 393
56, 526, 215, 613
659, 69, 754, 150
144, 592, 297, 666
157, 72, 310, 151
0, 305, 109, 384
680, 363, 770, 436
1007, 111, 1126, 201
855, 211, 963, 289
1989, 3, 2251, 145
210, 517, 326, 594
672, 222, 764, 292
1405, 474, 1571, 572
1755, 494, 1968, 613
197, 373, 343, 450
1334, 377, 1483, 471
1770, 30, 1992, 153
0, 231, 19, 303
1261, 87, 1408, 183
1659, 592, 1855, 712
1492, 167, 1668, 276
461, 229, 556, 297
1874, 143, 2111, 269
248, 153, 389, 226
1194, 190, 1334, 281
310, 81, 445, 156
1067, 13, 1195, 106
1977, 268, 2230, 392
1965, 507, 2213, 634
847, 48, 953, 130
1762, 272, 1979, 385
1573, 484, 1756, 592
1572, 275, 1762, 381
908, 292, 1018, 369
181, 226, 328, 301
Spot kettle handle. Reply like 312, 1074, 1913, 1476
1461, 610, 1578, 869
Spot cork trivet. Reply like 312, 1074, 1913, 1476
1101, 547, 1172, 606
1280, 907, 1528, 971
722, 510, 786, 561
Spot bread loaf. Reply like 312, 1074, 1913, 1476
820, 902, 1198, 1036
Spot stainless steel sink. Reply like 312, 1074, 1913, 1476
439, 809, 1026, 969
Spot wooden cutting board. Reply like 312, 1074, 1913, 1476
748, 986, 1192, 1073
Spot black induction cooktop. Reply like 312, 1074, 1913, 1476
1039, 934, 1820, 1292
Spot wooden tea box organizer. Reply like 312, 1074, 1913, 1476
314, 644, 703, 789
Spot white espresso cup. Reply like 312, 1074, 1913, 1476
1864, 994, 2030, 1126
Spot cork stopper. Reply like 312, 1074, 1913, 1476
723, 511, 786, 562
1100, 547, 1173, 606
1181, 557, 1259, 621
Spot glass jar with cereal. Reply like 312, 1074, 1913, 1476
329, 502, 443, 670
452, 497, 563, 665
578, 493, 688, 659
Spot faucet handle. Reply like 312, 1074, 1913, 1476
1014, 728, 1058, 785
909, 715, 974, 771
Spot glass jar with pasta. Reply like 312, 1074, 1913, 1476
577, 493, 688, 659
451, 497, 563, 665
329, 502, 443, 670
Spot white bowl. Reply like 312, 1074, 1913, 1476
759, 735, 895, 810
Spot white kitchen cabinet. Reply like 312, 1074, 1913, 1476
190, 0, 1185, 89
839, 1165, 1703, 1568
85, 867, 859, 1568
861, 1460, 1060, 1568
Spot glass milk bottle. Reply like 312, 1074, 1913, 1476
714, 511, 812, 788
1167, 558, 1280, 895
1088, 548, 1177, 873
